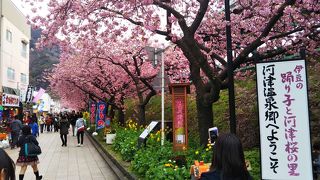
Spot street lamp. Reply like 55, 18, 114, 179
153, 47, 169, 146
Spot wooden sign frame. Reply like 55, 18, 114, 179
169, 83, 190, 151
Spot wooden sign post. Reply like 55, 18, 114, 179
169, 83, 190, 151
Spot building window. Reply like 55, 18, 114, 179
21, 41, 28, 57
21, 73, 27, 84
7, 68, 15, 80
6, 30, 12, 42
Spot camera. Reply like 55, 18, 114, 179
208, 127, 218, 145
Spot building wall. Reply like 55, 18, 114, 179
0, 0, 31, 93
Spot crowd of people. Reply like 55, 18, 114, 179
0, 110, 87, 180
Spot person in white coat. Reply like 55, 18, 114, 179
75, 113, 86, 147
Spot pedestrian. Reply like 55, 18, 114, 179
70, 111, 77, 136
53, 113, 59, 132
200, 133, 252, 180
75, 113, 86, 147
29, 117, 39, 137
0, 148, 15, 180
9, 115, 22, 149
59, 114, 69, 147
45, 115, 52, 132
38, 115, 45, 133
16, 125, 42, 180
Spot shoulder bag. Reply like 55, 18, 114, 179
24, 136, 41, 156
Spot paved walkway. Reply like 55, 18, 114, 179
5, 131, 118, 180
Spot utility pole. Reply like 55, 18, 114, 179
225, 0, 236, 134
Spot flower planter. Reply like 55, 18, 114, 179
106, 133, 116, 144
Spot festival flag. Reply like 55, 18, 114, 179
32, 88, 46, 103
96, 101, 107, 130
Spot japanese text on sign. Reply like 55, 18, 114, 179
256, 60, 313, 180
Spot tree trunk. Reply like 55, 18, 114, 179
137, 104, 146, 125
117, 108, 125, 126
177, 37, 221, 146
109, 105, 115, 119
196, 93, 214, 146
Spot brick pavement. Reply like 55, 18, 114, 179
5, 131, 119, 180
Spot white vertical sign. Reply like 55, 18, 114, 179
256, 59, 313, 180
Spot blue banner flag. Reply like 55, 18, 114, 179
96, 102, 107, 130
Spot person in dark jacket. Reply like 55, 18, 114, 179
10, 115, 23, 149
69, 111, 77, 136
200, 133, 252, 180
16, 125, 42, 180
0, 148, 15, 180
59, 114, 69, 147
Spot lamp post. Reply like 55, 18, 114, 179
225, 0, 236, 134
154, 47, 169, 146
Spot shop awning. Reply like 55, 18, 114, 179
2, 86, 20, 95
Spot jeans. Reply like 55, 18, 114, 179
77, 131, 84, 144
11, 131, 19, 148
40, 124, 44, 133
60, 134, 67, 145
71, 125, 75, 136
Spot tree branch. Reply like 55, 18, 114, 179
190, 0, 210, 34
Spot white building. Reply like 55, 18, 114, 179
0, 0, 30, 112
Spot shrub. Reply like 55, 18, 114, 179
112, 125, 261, 179
112, 119, 143, 161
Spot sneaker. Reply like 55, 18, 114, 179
80, 144, 84, 147
77, 144, 81, 147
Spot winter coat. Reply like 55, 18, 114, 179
17, 135, 39, 156
10, 119, 22, 133
29, 122, 39, 137
59, 118, 69, 135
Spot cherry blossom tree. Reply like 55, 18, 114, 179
49, 36, 163, 125
28, 0, 320, 145
78, 38, 161, 125
49, 50, 134, 123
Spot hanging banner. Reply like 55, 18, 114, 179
96, 102, 107, 130
90, 102, 96, 124
2, 93, 20, 107
32, 88, 45, 103
25, 85, 33, 103
256, 59, 313, 179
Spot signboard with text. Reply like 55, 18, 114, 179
256, 59, 313, 179
96, 102, 107, 130
2, 93, 20, 107
169, 83, 190, 151
139, 121, 158, 139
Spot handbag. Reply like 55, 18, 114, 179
24, 136, 41, 156
77, 125, 85, 132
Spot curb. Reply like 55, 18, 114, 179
85, 131, 137, 180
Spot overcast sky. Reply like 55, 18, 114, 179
12, 0, 29, 16
12, 0, 49, 17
